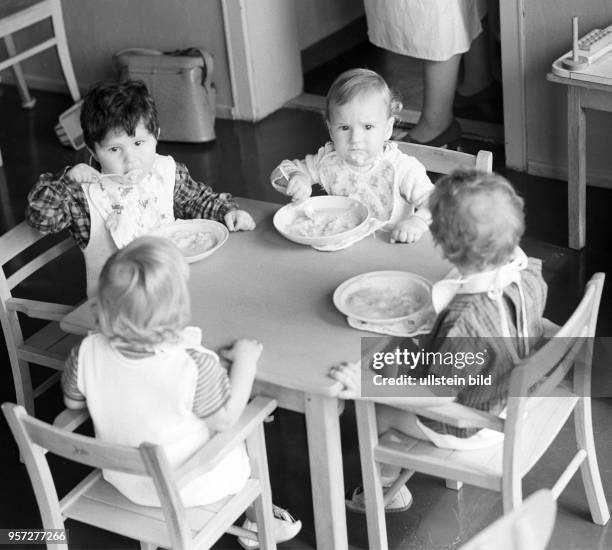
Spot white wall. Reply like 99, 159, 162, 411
524, 0, 612, 186
6, 0, 233, 115
5, 0, 363, 119
294, 0, 364, 50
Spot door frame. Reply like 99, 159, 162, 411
221, 0, 528, 169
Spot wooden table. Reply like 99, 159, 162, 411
547, 71, 612, 249
60, 198, 451, 550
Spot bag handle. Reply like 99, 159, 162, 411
114, 48, 163, 57
163, 48, 214, 86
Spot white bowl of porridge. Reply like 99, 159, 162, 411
333, 271, 433, 324
151, 219, 229, 263
273, 196, 369, 247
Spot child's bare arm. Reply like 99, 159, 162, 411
205, 339, 262, 431
328, 361, 454, 405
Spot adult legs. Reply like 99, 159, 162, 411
456, 29, 492, 97
408, 54, 461, 143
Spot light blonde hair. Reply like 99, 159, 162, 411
429, 169, 525, 270
96, 236, 190, 348
325, 68, 402, 121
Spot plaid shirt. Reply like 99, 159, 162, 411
25, 160, 238, 249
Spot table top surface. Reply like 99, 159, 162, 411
61, 198, 452, 397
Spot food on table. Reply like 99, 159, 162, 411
288, 208, 363, 238
347, 286, 424, 319
169, 230, 216, 253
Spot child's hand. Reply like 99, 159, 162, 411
67, 164, 102, 185
329, 361, 360, 399
390, 217, 429, 244
286, 174, 312, 202
224, 210, 256, 232
222, 339, 263, 364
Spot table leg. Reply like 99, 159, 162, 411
567, 86, 586, 250
304, 393, 348, 550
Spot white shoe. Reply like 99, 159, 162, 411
345, 484, 413, 514
238, 504, 302, 549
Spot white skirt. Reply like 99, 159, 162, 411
364, 0, 488, 61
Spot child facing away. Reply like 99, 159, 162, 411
61, 236, 301, 548
270, 68, 434, 244
330, 169, 553, 513
26, 80, 255, 297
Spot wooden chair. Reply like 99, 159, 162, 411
392, 141, 493, 175
459, 489, 556, 550
355, 273, 609, 550
2, 396, 279, 550
0, 0, 80, 109
0, 221, 81, 423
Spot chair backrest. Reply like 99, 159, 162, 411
0, 221, 76, 380
459, 489, 556, 550
1, 402, 194, 545
0, 221, 74, 296
392, 141, 493, 175
2, 398, 277, 550
389, 273, 605, 442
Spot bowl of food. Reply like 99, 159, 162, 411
151, 219, 229, 263
333, 270, 433, 324
273, 196, 369, 247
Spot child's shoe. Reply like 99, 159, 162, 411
238, 504, 302, 549
345, 484, 413, 514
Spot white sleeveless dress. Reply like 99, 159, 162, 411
364, 0, 488, 61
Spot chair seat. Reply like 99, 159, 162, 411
19, 321, 81, 370
375, 387, 579, 492
63, 471, 261, 548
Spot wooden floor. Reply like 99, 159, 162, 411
0, 80, 611, 549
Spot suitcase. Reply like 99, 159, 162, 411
113, 48, 216, 142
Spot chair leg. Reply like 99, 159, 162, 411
355, 401, 389, 550
575, 398, 610, 525
445, 479, 463, 491
12, 359, 36, 417
3, 36, 36, 109
246, 424, 276, 549
502, 478, 522, 514
50, 2, 81, 101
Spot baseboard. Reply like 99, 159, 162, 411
0, 76, 235, 120
528, 159, 612, 189
301, 17, 367, 73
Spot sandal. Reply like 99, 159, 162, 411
238, 504, 302, 549
345, 484, 413, 514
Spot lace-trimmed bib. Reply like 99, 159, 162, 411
88, 159, 175, 248
319, 153, 397, 222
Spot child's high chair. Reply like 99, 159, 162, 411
0, 0, 80, 108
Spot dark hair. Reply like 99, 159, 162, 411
429, 169, 525, 270
325, 68, 402, 121
80, 80, 159, 150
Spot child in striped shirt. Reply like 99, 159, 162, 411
61, 236, 300, 547
330, 169, 551, 513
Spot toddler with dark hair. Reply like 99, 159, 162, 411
26, 80, 254, 296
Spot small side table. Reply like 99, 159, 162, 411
547, 72, 612, 249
